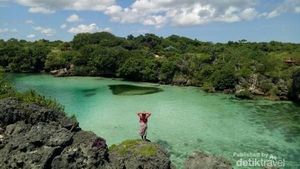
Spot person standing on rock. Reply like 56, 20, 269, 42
137, 111, 151, 140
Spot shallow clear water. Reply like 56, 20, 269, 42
8, 74, 300, 169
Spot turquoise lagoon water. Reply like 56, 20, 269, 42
8, 74, 300, 168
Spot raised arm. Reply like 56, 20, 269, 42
146, 112, 151, 118
137, 112, 142, 118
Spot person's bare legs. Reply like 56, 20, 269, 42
143, 131, 147, 140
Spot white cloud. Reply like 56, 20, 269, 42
14, 0, 300, 27
167, 4, 216, 26
104, 0, 261, 27
25, 20, 34, 24
28, 6, 55, 14
34, 26, 55, 36
265, 0, 300, 19
143, 15, 166, 27
68, 23, 111, 34
240, 8, 258, 20
26, 34, 36, 38
67, 14, 80, 22
266, 10, 280, 19
295, 6, 300, 13
215, 6, 241, 23
0, 28, 17, 33
16, 0, 116, 13
60, 24, 67, 29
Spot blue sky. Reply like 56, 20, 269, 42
0, 0, 299, 43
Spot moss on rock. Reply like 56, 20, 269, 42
108, 139, 172, 169
109, 139, 158, 157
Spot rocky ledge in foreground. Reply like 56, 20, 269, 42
0, 98, 172, 169
108, 140, 171, 169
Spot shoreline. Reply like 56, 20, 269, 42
8, 72, 295, 102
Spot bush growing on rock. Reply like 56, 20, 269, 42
235, 90, 253, 99
0, 71, 64, 112
15, 90, 64, 112
211, 66, 237, 90
290, 68, 300, 102
202, 82, 215, 93
0, 68, 15, 98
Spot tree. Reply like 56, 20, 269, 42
290, 68, 300, 102
118, 51, 159, 82
44, 50, 66, 70
72, 32, 123, 49
159, 58, 177, 83
211, 65, 237, 90
90, 47, 128, 76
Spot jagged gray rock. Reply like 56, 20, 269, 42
0, 98, 108, 169
52, 131, 108, 169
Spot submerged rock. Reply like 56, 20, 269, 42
184, 151, 232, 169
109, 84, 163, 95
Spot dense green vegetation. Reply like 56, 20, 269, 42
0, 68, 64, 111
1, 32, 300, 100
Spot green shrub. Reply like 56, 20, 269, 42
0, 68, 16, 97
71, 66, 93, 76
44, 50, 67, 71
16, 90, 64, 112
0, 69, 64, 111
259, 81, 274, 93
235, 90, 253, 99
202, 82, 215, 93
211, 66, 237, 90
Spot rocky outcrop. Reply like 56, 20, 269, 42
184, 151, 232, 169
172, 74, 189, 85
235, 89, 254, 99
107, 140, 172, 169
50, 68, 70, 77
235, 74, 290, 100
0, 98, 106, 169
49, 64, 76, 77
0, 98, 172, 169
51, 131, 108, 169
